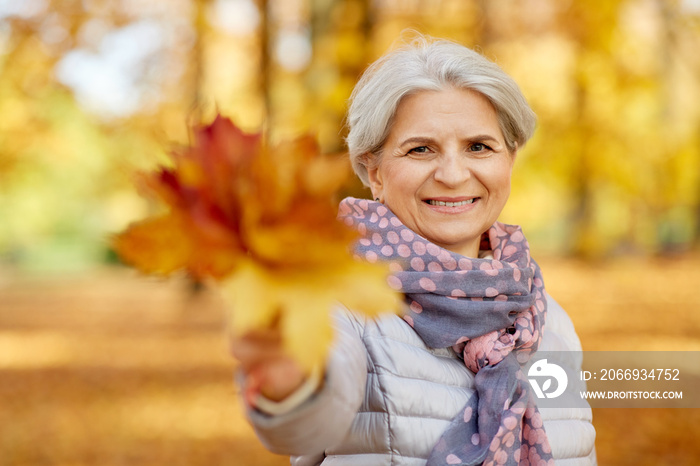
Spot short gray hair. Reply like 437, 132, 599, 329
346, 36, 536, 186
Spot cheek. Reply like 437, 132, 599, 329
488, 164, 513, 201
485, 176, 511, 225
501, 172, 512, 195
381, 162, 419, 193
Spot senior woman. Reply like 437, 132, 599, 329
232, 37, 596, 466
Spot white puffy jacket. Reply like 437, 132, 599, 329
245, 295, 597, 465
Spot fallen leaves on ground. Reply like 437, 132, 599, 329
3, 258, 700, 465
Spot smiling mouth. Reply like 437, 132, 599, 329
426, 199, 477, 207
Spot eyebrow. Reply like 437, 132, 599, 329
398, 134, 501, 147
398, 137, 435, 147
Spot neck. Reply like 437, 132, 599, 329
434, 238, 481, 259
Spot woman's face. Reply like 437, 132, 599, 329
367, 88, 515, 258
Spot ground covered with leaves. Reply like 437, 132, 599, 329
1, 254, 700, 465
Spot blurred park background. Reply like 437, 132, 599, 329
1, 0, 700, 464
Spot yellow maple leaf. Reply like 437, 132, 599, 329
113, 115, 400, 370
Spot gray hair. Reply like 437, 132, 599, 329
346, 36, 537, 186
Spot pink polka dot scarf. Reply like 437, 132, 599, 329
338, 197, 553, 466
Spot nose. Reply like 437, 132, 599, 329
433, 151, 471, 187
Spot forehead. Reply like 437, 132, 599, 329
389, 88, 502, 138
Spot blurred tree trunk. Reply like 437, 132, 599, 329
259, 0, 272, 126
190, 0, 207, 124
308, 0, 374, 153
565, 1, 624, 257
656, 0, 700, 251
475, 0, 494, 46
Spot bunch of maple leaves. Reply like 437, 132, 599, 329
113, 115, 399, 369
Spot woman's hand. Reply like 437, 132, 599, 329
231, 325, 308, 403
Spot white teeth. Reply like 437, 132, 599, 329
428, 199, 475, 206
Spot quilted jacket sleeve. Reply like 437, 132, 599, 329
242, 306, 368, 457
538, 294, 598, 466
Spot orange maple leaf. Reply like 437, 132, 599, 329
114, 115, 258, 279
113, 115, 400, 369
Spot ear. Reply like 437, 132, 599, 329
367, 161, 383, 202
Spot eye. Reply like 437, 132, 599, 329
468, 142, 492, 152
407, 146, 430, 155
